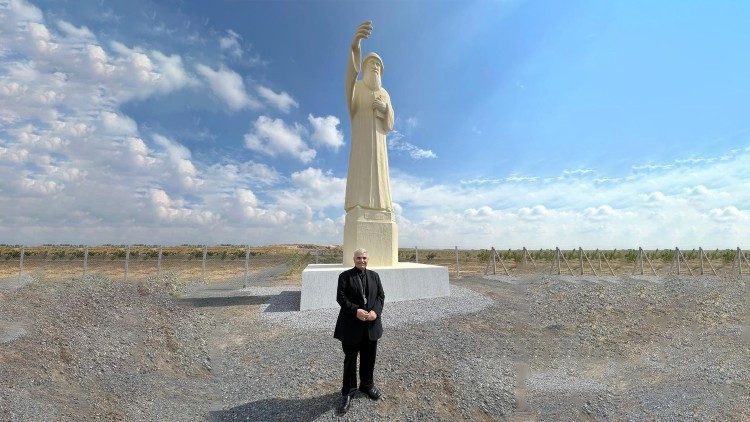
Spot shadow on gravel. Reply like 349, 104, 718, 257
180, 295, 273, 307
209, 392, 338, 421
263, 291, 301, 313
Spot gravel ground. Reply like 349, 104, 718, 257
1, 272, 748, 421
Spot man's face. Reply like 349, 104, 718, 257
354, 252, 368, 270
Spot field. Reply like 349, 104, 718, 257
1, 245, 747, 282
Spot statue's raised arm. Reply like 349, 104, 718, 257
346, 21, 372, 116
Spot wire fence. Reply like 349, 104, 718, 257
1, 245, 748, 283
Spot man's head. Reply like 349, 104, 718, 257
353, 248, 368, 271
362, 52, 383, 90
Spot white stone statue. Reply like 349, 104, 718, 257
342, 21, 398, 266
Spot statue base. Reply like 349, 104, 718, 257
300, 262, 450, 310
342, 207, 397, 267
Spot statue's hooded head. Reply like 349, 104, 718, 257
362, 52, 383, 90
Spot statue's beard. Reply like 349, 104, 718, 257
363, 71, 381, 90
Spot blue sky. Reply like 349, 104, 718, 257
1, 0, 748, 248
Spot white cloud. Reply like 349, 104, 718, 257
57, 20, 94, 39
195, 63, 259, 110
708, 206, 743, 222
307, 114, 344, 150
100, 111, 138, 136
517, 205, 552, 220
152, 134, 203, 190
257, 85, 298, 112
244, 116, 315, 163
0, 146, 30, 163
562, 168, 594, 177
6, 0, 44, 22
388, 130, 437, 159
582, 205, 618, 220
235, 188, 289, 224
20, 178, 60, 195
149, 188, 217, 224
219, 29, 243, 59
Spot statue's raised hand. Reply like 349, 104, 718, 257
352, 21, 373, 51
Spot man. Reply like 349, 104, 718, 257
334, 248, 385, 415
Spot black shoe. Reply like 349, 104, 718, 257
336, 394, 352, 415
359, 385, 381, 400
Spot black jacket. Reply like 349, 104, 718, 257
333, 267, 385, 344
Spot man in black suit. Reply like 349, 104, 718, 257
334, 248, 385, 415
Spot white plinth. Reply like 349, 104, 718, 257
300, 262, 450, 310
343, 207, 398, 267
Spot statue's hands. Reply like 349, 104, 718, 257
352, 21, 372, 51
372, 96, 387, 114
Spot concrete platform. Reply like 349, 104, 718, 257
300, 262, 450, 310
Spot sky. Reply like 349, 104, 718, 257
1, 0, 749, 249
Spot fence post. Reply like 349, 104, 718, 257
157, 246, 162, 276
19, 246, 24, 275
455, 246, 460, 278
740, 246, 742, 276
83, 246, 88, 276
415, 246, 419, 263
491, 247, 497, 275
315, 249, 319, 264
244, 245, 250, 288
639, 247, 644, 275
202, 245, 207, 281
125, 245, 130, 282
699, 247, 704, 275
676, 247, 680, 275
579, 247, 584, 275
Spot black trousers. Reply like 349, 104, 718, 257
341, 336, 378, 396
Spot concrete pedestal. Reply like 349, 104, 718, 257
300, 262, 450, 310
342, 207, 397, 267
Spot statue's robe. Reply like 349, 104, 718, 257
344, 55, 395, 213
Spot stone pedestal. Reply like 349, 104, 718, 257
343, 206, 397, 267
300, 262, 450, 310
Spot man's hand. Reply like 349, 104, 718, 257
352, 21, 372, 52
368, 310, 377, 321
356, 309, 369, 321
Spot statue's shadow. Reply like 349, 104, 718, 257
209, 392, 338, 421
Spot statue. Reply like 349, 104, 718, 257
342, 21, 398, 267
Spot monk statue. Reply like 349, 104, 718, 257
342, 21, 398, 267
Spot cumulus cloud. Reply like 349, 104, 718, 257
235, 188, 289, 224
517, 205, 552, 220
152, 134, 203, 190
257, 85, 298, 112
582, 205, 617, 220
149, 188, 216, 224
307, 114, 344, 150
708, 206, 743, 222
244, 116, 315, 163
195, 63, 259, 110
